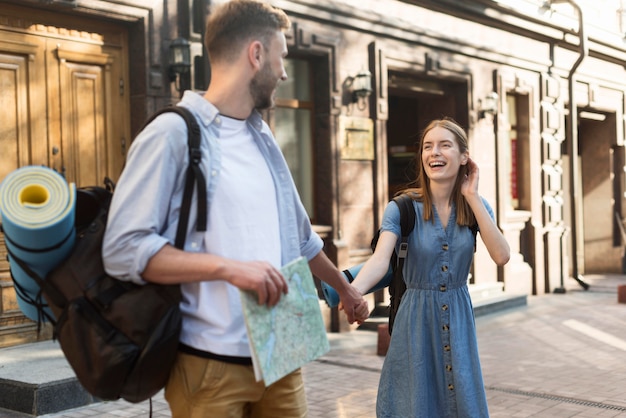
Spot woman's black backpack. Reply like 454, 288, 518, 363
5, 106, 205, 403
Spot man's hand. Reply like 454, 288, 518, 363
224, 260, 288, 306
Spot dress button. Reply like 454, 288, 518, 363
442, 244, 449, 251
211, 170, 218, 177
439, 284, 447, 292
441, 265, 448, 272
444, 345, 451, 351
215, 116, 221, 124
448, 384, 454, 390
446, 364, 452, 371
442, 324, 449, 331
442, 304, 448, 311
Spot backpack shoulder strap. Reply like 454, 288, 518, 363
142, 106, 207, 249
387, 194, 415, 335
392, 194, 416, 260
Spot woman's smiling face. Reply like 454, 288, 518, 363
421, 126, 468, 183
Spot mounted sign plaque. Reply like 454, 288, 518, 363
339, 116, 374, 160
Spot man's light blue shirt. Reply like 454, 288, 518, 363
102, 90, 323, 284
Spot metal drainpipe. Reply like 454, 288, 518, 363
551, 0, 590, 291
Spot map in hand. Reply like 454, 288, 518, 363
240, 256, 330, 386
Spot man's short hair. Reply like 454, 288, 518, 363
205, 0, 291, 64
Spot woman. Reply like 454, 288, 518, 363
351, 118, 510, 417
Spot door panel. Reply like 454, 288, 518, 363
60, 59, 107, 186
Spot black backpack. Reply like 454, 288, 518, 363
4, 105, 206, 403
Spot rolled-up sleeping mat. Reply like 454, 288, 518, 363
321, 262, 394, 308
0, 166, 76, 321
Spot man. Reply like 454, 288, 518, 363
102, 1, 369, 416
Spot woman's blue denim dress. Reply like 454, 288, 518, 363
376, 198, 492, 417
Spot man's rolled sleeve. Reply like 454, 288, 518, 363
294, 195, 324, 261
300, 232, 324, 261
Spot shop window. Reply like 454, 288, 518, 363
270, 58, 315, 218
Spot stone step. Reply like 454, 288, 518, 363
468, 281, 505, 301
472, 293, 527, 316
0, 340, 98, 416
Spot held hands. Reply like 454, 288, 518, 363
353, 299, 370, 324
225, 260, 288, 306
338, 286, 370, 325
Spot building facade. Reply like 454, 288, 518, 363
1, 0, 625, 344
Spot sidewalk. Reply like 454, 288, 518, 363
2, 274, 626, 417
480, 274, 626, 417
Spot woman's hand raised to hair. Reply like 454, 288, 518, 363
461, 157, 480, 199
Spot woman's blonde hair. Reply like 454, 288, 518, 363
398, 117, 475, 227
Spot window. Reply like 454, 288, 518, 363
271, 58, 315, 218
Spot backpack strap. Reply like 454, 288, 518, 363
394, 194, 416, 263
387, 194, 416, 334
141, 106, 207, 249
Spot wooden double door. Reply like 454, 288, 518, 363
0, 3, 130, 346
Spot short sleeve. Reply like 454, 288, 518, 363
380, 200, 402, 238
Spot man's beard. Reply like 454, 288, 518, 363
250, 62, 277, 110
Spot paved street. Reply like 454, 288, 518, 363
2, 274, 626, 417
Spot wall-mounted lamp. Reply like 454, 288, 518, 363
169, 37, 191, 91
351, 69, 373, 111
478, 92, 498, 120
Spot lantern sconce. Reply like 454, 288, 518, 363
351, 69, 373, 111
478, 92, 498, 120
168, 37, 191, 91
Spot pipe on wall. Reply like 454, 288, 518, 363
552, 0, 589, 291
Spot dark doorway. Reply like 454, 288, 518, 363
577, 111, 621, 273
